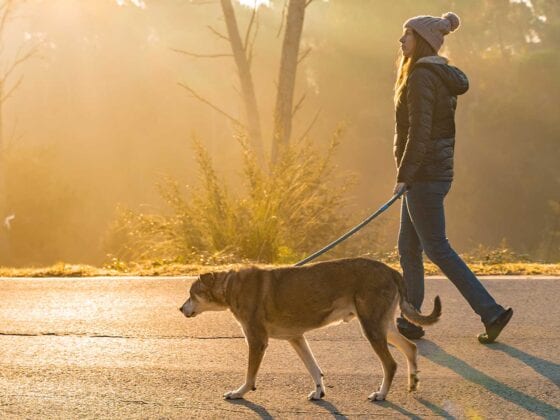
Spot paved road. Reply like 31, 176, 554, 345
0, 275, 559, 419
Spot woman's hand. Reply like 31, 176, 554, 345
393, 182, 408, 197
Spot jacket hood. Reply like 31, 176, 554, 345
414, 56, 469, 95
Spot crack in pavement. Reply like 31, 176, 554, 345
0, 332, 246, 339
0, 332, 365, 341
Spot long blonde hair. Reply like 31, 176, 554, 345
394, 30, 437, 106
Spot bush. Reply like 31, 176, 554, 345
106, 127, 354, 264
464, 239, 531, 264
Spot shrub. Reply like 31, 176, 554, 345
106, 127, 353, 264
463, 239, 531, 264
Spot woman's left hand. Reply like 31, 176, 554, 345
393, 182, 408, 197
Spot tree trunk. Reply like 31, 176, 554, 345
271, 0, 306, 164
220, 0, 264, 162
0, 83, 11, 265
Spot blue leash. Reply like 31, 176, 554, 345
294, 191, 405, 267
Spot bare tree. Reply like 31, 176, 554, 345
181, 0, 315, 166
220, 0, 263, 160
0, 0, 40, 263
271, 0, 309, 164
177, 0, 264, 162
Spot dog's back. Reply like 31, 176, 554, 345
227, 257, 399, 338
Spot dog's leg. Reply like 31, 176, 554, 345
288, 336, 325, 400
387, 323, 419, 391
365, 336, 396, 402
224, 331, 268, 400
356, 312, 397, 401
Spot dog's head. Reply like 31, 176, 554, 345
179, 272, 230, 318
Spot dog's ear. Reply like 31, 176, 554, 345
199, 272, 215, 289
200, 273, 212, 282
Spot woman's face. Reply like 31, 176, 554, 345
399, 28, 416, 58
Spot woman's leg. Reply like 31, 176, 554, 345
405, 182, 504, 324
398, 196, 425, 311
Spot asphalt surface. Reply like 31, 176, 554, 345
0, 275, 559, 419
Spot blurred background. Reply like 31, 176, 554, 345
0, 0, 558, 266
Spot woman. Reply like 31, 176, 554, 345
393, 12, 512, 343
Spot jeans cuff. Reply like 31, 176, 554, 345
482, 305, 506, 325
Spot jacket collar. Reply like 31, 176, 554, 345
416, 55, 449, 65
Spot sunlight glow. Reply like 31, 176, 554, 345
510, 0, 533, 8
115, 0, 146, 9
237, 0, 270, 9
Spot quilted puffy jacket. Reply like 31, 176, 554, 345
394, 55, 469, 184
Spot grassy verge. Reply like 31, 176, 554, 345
0, 260, 558, 277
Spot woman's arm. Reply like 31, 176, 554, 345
396, 67, 437, 185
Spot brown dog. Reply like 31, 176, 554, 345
179, 257, 441, 401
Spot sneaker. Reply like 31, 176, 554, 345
397, 318, 425, 340
478, 308, 513, 344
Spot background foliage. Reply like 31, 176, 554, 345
1, 0, 558, 265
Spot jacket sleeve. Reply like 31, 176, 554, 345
397, 67, 436, 184
393, 126, 401, 166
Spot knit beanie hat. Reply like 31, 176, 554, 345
403, 12, 461, 53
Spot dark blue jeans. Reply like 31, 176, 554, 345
398, 181, 504, 325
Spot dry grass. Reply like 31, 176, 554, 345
387, 262, 560, 276
0, 260, 558, 277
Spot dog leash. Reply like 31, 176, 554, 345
294, 191, 405, 267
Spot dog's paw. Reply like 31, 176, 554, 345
223, 391, 244, 400
408, 373, 419, 392
368, 391, 386, 402
307, 389, 325, 401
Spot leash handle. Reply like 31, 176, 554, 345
294, 190, 405, 267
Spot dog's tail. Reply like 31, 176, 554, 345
391, 269, 441, 326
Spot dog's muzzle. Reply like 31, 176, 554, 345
179, 303, 196, 318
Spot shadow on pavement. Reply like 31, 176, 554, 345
381, 398, 455, 419
310, 399, 348, 419
379, 400, 421, 419
415, 397, 456, 419
419, 340, 560, 418
489, 343, 560, 388
226, 399, 274, 419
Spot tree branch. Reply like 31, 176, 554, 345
1, 43, 39, 83
276, 0, 288, 38
0, 1, 30, 56
247, 8, 260, 68
0, 73, 22, 104
232, 82, 241, 98
207, 25, 229, 42
296, 108, 321, 143
0, 1, 13, 39
297, 46, 312, 64
292, 92, 306, 117
243, 6, 257, 52
178, 81, 245, 127
171, 47, 232, 59
305, 0, 315, 8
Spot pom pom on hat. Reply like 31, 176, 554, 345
441, 12, 460, 33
